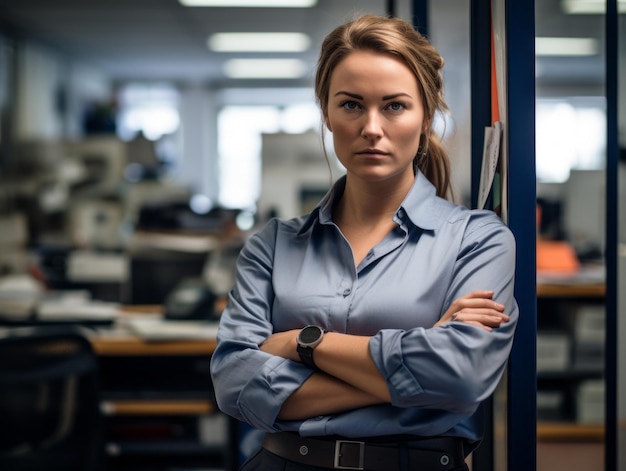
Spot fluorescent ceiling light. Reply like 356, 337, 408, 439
535, 37, 599, 56
223, 58, 307, 79
180, 0, 316, 7
208, 33, 310, 52
562, 0, 626, 14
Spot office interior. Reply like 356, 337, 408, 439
0, 0, 624, 470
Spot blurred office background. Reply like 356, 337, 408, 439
0, 1, 623, 470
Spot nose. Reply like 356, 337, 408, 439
361, 111, 383, 140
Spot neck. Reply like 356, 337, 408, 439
335, 174, 414, 227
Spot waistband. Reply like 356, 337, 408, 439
262, 432, 465, 471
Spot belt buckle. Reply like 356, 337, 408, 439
334, 440, 365, 470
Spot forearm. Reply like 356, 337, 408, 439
261, 329, 391, 404
278, 371, 384, 420
314, 332, 392, 402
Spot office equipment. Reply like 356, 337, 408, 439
128, 231, 217, 305
0, 325, 103, 471
164, 277, 217, 321
0, 274, 43, 320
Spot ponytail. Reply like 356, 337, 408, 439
414, 131, 453, 200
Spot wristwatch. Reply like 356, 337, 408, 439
296, 325, 324, 369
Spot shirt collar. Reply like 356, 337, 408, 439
400, 171, 440, 231
297, 172, 441, 235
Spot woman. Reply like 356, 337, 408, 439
210, 14, 518, 471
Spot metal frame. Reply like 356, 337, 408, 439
604, 0, 619, 469
503, 2, 537, 470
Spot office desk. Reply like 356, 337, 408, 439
93, 333, 217, 417
91, 304, 217, 356
90, 315, 234, 471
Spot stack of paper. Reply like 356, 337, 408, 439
125, 317, 218, 341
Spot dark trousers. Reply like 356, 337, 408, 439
240, 447, 470, 471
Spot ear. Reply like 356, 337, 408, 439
323, 112, 332, 132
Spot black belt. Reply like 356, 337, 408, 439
262, 432, 465, 470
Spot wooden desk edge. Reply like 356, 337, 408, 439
91, 335, 216, 356
101, 399, 214, 416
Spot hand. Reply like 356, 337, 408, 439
259, 329, 300, 361
434, 290, 509, 332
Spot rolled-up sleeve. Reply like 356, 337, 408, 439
210, 220, 313, 432
369, 212, 518, 415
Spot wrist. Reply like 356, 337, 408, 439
296, 325, 324, 369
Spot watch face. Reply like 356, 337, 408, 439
299, 325, 322, 345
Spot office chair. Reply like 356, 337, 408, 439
0, 325, 103, 471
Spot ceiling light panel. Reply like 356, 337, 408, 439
209, 33, 310, 52
535, 37, 599, 56
180, 0, 317, 7
223, 58, 307, 79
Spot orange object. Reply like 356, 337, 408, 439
536, 240, 580, 273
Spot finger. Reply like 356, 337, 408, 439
454, 305, 507, 317
460, 290, 494, 300
454, 311, 509, 326
452, 298, 505, 312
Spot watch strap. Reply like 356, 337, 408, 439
297, 344, 317, 369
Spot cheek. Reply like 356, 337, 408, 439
396, 125, 422, 156
329, 120, 357, 144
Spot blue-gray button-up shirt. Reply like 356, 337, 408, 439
210, 172, 518, 445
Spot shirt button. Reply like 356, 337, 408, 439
342, 288, 351, 297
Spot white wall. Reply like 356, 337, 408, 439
177, 85, 218, 198
430, 0, 472, 204
13, 40, 112, 142
14, 42, 65, 140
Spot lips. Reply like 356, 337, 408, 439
356, 148, 388, 156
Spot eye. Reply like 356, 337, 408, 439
386, 102, 406, 112
340, 100, 361, 111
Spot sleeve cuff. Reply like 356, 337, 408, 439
369, 329, 424, 406
238, 355, 314, 431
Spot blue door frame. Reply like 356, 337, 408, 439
469, 1, 538, 470
604, 0, 619, 469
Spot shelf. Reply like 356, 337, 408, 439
537, 283, 605, 298
537, 369, 603, 381
537, 422, 604, 442
102, 399, 214, 416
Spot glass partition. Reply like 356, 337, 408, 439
535, 1, 607, 469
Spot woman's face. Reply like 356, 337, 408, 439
325, 50, 426, 184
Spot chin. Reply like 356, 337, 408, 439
349, 171, 409, 184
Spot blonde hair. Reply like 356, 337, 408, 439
315, 15, 452, 199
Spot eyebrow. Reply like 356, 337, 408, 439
334, 91, 413, 101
